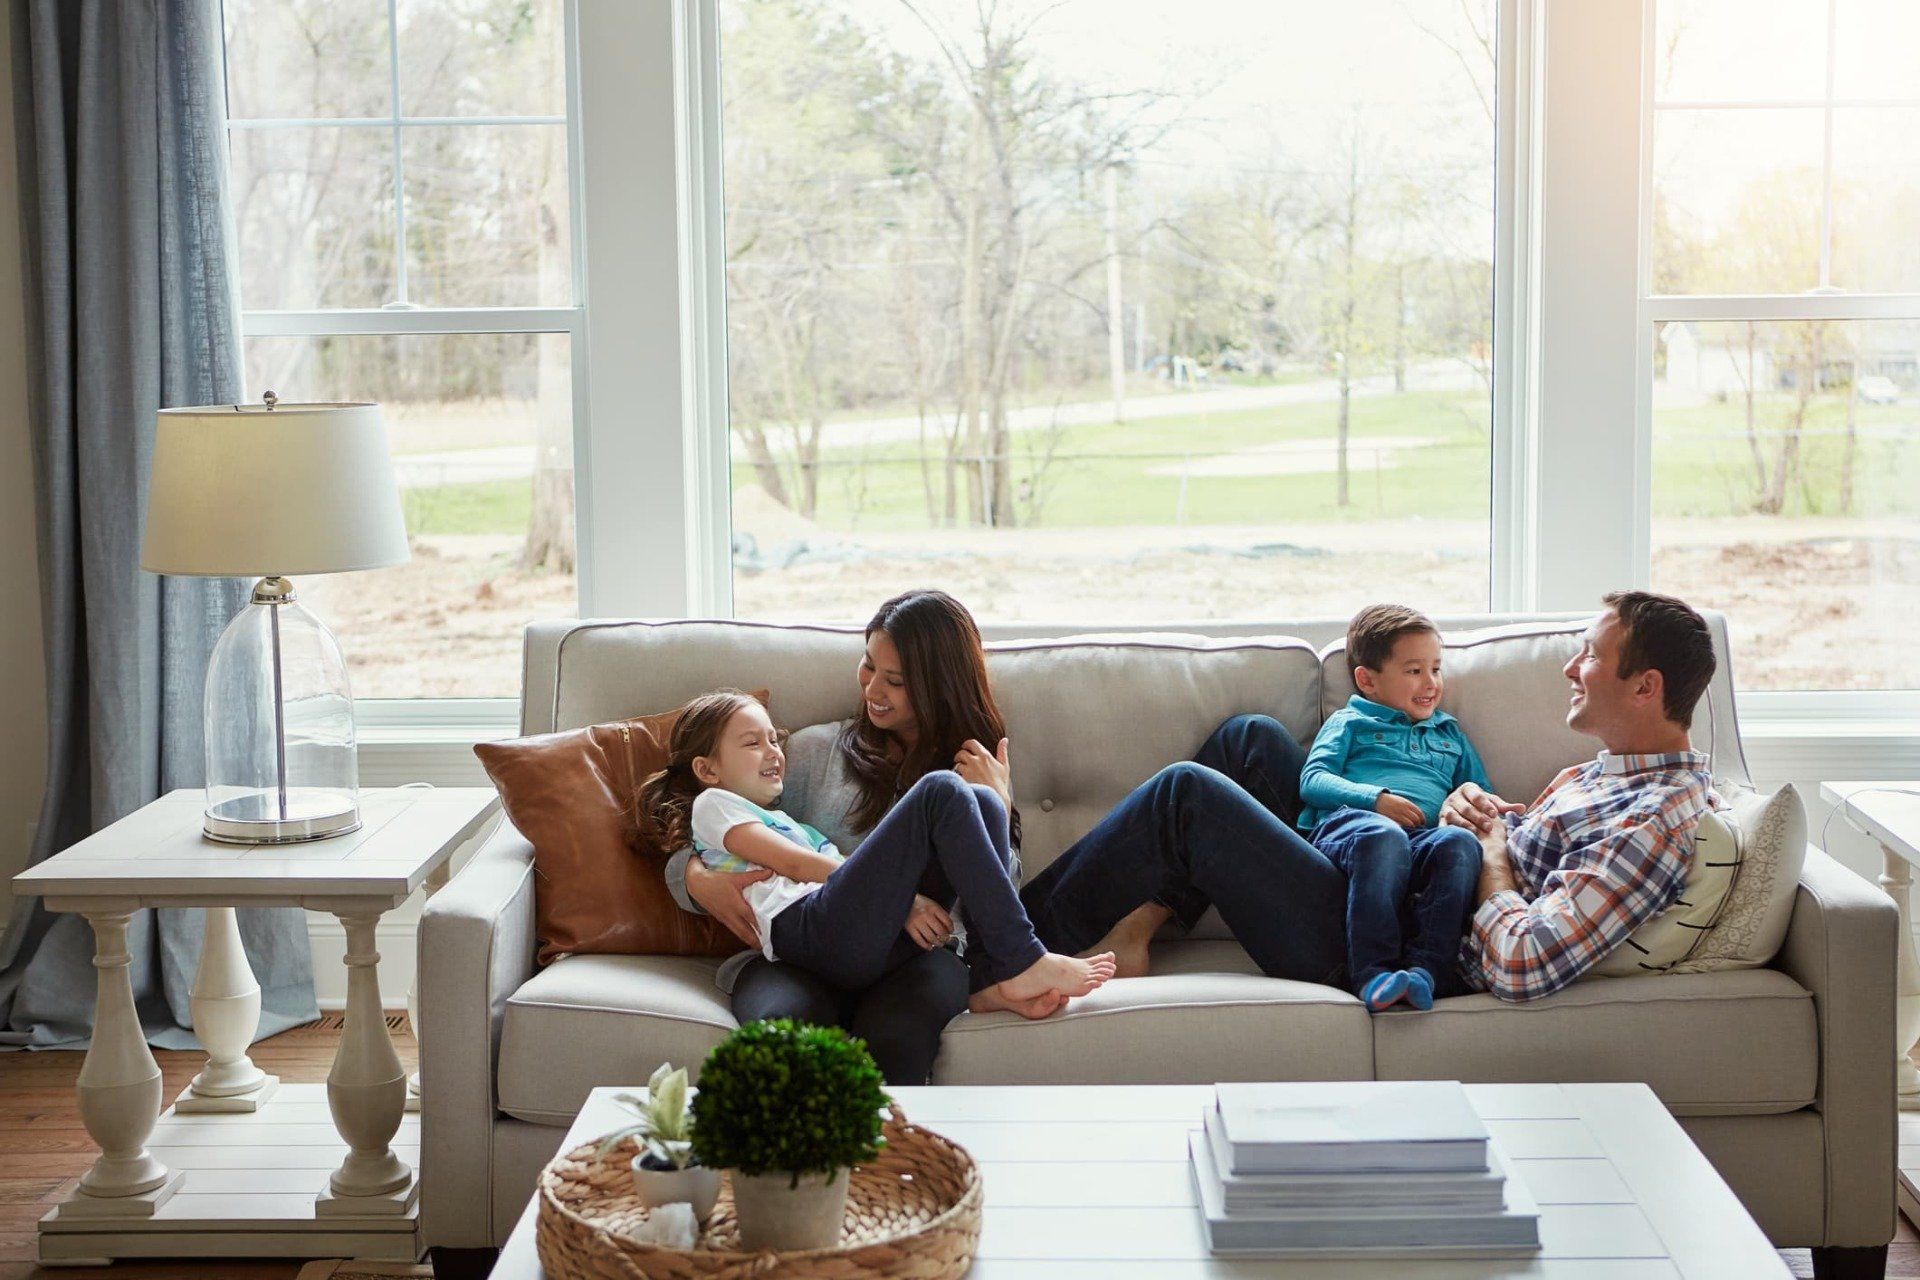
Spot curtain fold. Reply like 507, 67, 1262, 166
0, 0, 318, 1050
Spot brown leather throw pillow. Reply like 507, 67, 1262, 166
473, 692, 771, 965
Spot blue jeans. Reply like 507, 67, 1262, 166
1019, 714, 1352, 987
1307, 808, 1480, 995
770, 771, 1043, 993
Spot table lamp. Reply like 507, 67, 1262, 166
141, 394, 409, 843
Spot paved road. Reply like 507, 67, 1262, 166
389, 361, 1481, 488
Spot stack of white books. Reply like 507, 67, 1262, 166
1189, 1081, 1542, 1256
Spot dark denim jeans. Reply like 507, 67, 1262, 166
731, 947, 968, 1086
1019, 714, 1352, 987
1307, 808, 1481, 995
770, 770, 1044, 992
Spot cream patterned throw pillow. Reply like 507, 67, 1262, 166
1671, 783, 1807, 973
1588, 782, 1806, 978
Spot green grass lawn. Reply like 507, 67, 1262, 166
397, 389, 1920, 538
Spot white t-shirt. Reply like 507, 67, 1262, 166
690, 788, 844, 962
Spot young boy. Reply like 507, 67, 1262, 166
1300, 604, 1490, 1012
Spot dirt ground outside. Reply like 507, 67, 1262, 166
308, 509, 1920, 700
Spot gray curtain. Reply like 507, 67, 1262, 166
0, 0, 318, 1049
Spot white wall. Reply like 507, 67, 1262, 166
0, 9, 50, 921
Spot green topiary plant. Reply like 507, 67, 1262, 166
690, 1019, 889, 1187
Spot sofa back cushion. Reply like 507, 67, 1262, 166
536, 621, 1321, 879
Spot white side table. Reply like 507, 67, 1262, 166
10, 786, 499, 1264
1821, 781, 1920, 1227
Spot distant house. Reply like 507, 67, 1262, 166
1660, 323, 1775, 398
1660, 320, 1920, 396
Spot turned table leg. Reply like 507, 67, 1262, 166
176, 906, 277, 1113
319, 906, 413, 1211
73, 911, 179, 1208
1880, 846, 1920, 1109
405, 860, 452, 1112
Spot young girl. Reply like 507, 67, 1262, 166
643, 690, 1115, 1018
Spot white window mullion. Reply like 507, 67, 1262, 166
1530, 0, 1647, 608
385, 0, 410, 306
575, 0, 698, 618
1489, 0, 1539, 613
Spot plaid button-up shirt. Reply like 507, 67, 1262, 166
1460, 749, 1716, 1003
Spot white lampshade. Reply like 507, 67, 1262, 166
142, 401, 410, 577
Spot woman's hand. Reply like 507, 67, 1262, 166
955, 737, 1013, 811
684, 857, 771, 950
905, 894, 953, 950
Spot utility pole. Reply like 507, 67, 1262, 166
1104, 165, 1127, 424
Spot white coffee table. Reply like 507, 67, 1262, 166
9, 785, 499, 1264
494, 1083, 1786, 1278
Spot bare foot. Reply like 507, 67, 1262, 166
1079, 902, 1170, 979
1000, 951, 1116, 1002
968, 985, 1069, 1020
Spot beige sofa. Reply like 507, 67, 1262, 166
419, 614, 1895, 1263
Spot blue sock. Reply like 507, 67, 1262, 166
1360, 970, 1410, 1011
1405, 967, 1435, 1011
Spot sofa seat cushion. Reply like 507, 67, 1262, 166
498, 954, 735, 1125
933, 941, 1373, 1085
1372, 967, 1815, 1116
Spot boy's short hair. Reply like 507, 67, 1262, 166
1347, 604, 1439, 679
1601, 591, 1717, 729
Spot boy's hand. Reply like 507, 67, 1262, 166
1375, 791, 1425, 831
1440, 782, 1526, 834
905, 894, 953, 950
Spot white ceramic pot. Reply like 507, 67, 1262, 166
629, 1156, 721, 1224
729, 1167, 851, 1251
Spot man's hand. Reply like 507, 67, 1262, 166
1475, 821, 1520, 905
1374, 791, 1425, 831
955, 737, 1014, 812
683, 858, 771, 950
1440, 782, 1526, 835
905, 894, 953, 950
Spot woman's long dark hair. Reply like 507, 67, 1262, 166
838, 590, 1019, 846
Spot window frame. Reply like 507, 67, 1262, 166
231, 0, 1920, 728
223, 0, 593, 720
1630, 0, 1920, 712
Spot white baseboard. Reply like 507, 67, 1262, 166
307, 914, 416, 1012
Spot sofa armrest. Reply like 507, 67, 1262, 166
419, 819, 538, 1250
1774, 845, 1897, 1248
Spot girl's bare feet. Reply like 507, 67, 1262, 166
968, 985, 1069, 1020
1000, 950, 1116, 1003
1078, 902, 1170, 979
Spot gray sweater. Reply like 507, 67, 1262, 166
664, 718, 1022, 992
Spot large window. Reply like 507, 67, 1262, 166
1645, 0, 1920, 691
222, 0, 581, 699
713, 0, 1499, 623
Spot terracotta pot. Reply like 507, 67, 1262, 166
629, 1156, 721, 1224
728, 1167, 850, 1251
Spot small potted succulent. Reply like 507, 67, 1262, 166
597, 1061, 720, 1223
691, 1019, 889, 1251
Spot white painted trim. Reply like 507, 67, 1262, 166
574, 0, 696, 617
1530, 0, 1645, 608
1643, 293, 1920, 321
307, 916, 417, 1012
1489, 0, 1539, 613
242, 308, 582, 336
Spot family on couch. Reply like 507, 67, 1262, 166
661, 587, 1720, 1086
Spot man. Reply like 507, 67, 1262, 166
1440, 591, 1719, 1002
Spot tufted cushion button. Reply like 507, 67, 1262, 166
1040, 798, 1055, 812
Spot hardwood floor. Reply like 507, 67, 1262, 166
1, 1025, 1917, 1279
0, 1020, 413, 1280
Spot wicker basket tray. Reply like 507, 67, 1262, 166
535, 1104, 982, 1279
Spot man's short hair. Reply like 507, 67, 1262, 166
1601, 591, 1717, 729
1347, 603, 1439, 679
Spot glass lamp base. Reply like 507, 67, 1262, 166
204, 788, 361, 845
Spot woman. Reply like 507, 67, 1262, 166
676, 590, 1036, 1085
